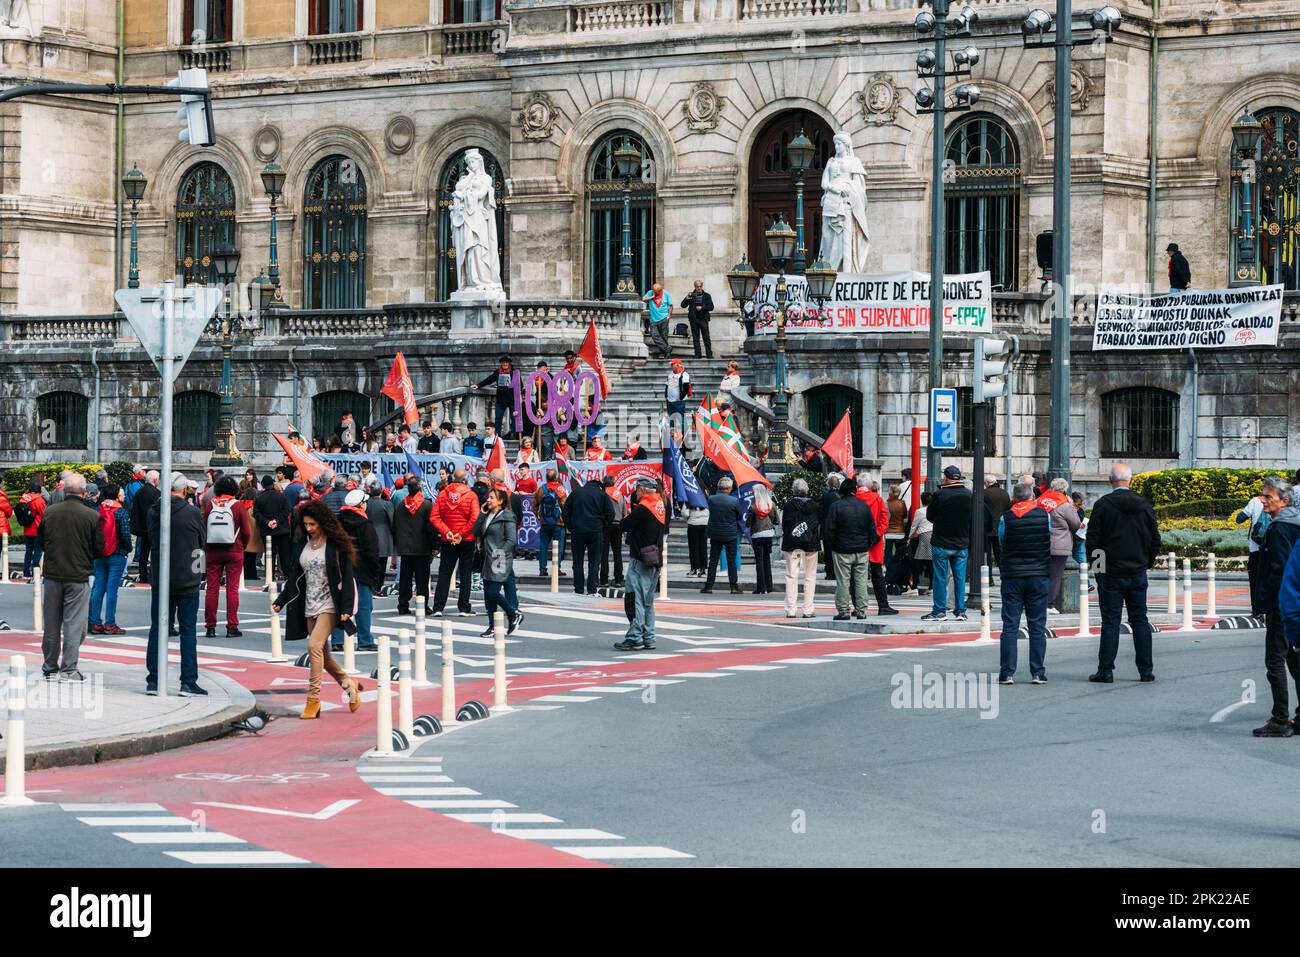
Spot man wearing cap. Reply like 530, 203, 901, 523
1167, 242, 1191, 293
923, 465, 972, 622
337, 489, 382, 651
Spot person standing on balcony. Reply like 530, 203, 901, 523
681, 280, 715, 359
1167, 243, 1191, 293
474, 355, 516, 439
642, 282, 673, 358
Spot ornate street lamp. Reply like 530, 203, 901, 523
250, 268, 275, 315
726, 254, 761, 304
210, 243, 243, 468
260, 162, 286, 301
611, 138, 642, 300
1231, 108, 1262, 281
805, 257, 838, 305
763, 215, 798, 466
787, 129, 815, 274
122, 163, 147, 289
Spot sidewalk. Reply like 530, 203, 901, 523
0, 643, 255, 774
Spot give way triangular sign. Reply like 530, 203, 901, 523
115, 285, 224, 383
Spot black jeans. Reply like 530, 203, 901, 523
690, 319, 713, 357
1248, 551, 1263, 615
243, 551, 260, 582
868, 561, 892, 610
687, 525, 708, 573
494, 397, 514, 438
398, 554, 432, 612
752, 539, 774, 592
570, 529, 602, 594
601, 530, 624, 585
1048, 555, 1068, 608
1264, 612, 1300, 723
434, 541, 475, 614
1096, 572, 1153, 676
705, 537, 739, 588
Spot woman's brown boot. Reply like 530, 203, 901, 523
300, 698, 321, 719
346, 679, 364, 713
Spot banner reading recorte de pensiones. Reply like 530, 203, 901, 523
752, 271, 992, 334
1092, 286, 1284, 351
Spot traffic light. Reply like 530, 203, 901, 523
974, 336, 1017, 403
170, 68, 214, 147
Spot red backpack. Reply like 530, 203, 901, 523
99, 502, 120, 557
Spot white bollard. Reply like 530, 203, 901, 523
1078, 561, 1090, 636
266, 582, 287, 663
492, 611, 510, 712
1, 531, 8, 582
979, 565, 991, 642
659, 528, 669, 600
375, 637, 393, 754
342, 626, 357, 677
1207, 552, 1217, 618
1166, 552, 1177, 615
32, 567, 42, 634
550, 541, 559, 594
264, 540, 273, 591
440, 620, 456, 726
1183, 558, 1194, 631
1, 655, 34, 806
413, 605, 431, 686
398, 628, 414, 741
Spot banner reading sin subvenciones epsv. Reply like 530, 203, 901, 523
1092, 285, 1284, 350
752, 271, 992, 334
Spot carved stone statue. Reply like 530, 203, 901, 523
819, 132, 870, 274
450, 148, 503, 297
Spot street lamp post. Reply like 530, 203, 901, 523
122, 164, 147, 290
260, 162, 287, 307
788, 129, 815, 275
611, 138, 642, 301
210, 243, 243, 468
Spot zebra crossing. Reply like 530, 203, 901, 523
61, 803, 311, 865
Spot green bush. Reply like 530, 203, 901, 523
106, 461, 136, 487
1159, 528, 1248, 557
2, 462, 102, 496
772, 470, 827, 510
1131, 468, 1290, 507
1152, 497, 1252, 520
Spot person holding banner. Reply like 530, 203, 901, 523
394, 475, 435, 616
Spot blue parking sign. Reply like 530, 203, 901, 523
930, 388, 957, 450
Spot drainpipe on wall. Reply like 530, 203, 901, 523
113, 0, 125, 292
288, 346, 302, 439
1186, 347, 1198, 467
1146, 0, 1160, 290
90, 347, 102, 462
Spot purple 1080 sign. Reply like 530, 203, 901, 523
511, 369, 604, 432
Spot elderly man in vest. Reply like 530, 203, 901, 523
997, 482, 1052, 685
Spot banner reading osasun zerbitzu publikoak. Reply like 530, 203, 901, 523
1092, 285, 1283, 351
751, 271, 992, 334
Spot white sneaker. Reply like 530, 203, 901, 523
1047, 607, 1062, 616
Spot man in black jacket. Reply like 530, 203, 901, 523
130, 469, 161, 584
824, 476, 880, 620
702, 477, 746, 594
782, 478, 822, 618
563, 477, 615, 596
475, 354, 516, 438
36, 474, 105, 681
1166, 242, 1191, 292
393, 476, 435, 615
680, 281, 715, 358
254, 475, 291, 580
1252, 476, 1300, 736
338, 490, 382, 651
924, 466, 972, 622
997, 483, 1051, 684
1084, 462, 1161, 683
820, 472, 843, 582
146, 472, 207, 696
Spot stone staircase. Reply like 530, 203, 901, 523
599, 349, 748, 453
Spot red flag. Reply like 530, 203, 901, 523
272, 433, 330, 484
381, 352, 419, 427
695, 417, 771, 488
485, 436, 509, 487
821, 409, 855, 478
577, 319, 612, 400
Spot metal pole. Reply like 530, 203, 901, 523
793, 172, 807, 275
979, 565, 991, 641
1182, 558, 1194, 631
32, 567, 42, 632
970, 401, 986, 599
375, 636, 392, 754
927, 0, 949, 492
1078, 560, 1090, 636
1048, 0, 1073, 484
128, 201, 140, 289
157, 280, 176, 697
1166, 552, 1176, 615
268, 194, 281, 290
398, 628, 414, 741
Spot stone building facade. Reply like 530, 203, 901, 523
1, 0, 1298, 488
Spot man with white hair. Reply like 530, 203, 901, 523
47, 469, 75, 505
782, 477, 822, 617
1084, 462, 1160, 683
702, 476, 746, 594
1253, 475, 1300, 736
35, 473, 104, 681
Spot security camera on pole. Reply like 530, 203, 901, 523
970, 336, 1016, 600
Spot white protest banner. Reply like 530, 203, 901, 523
750, 271, 992, 334
1092, 286, 1284, 351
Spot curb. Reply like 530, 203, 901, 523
0, 669, 257, 775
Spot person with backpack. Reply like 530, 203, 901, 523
16, 476, 47, 579
88, 483, 132, 636
202, 475, 250, 639
535, 468, 567, 578
781, 478, 821, 618
36, 474, 104, 681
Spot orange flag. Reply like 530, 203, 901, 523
485, 435, 509, 488
577, 319, 612, 400
382, 351, 419, 427
821, 409, 855, 478
695, 416, 771, 488
272, 433, 330, 484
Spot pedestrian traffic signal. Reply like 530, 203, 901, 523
170, 68, 214, 147
974, 336, 1017, 403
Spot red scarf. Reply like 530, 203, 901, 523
1009, 500, 1039, 519
753, 500, 772, 519
652, 290, 664, 307
402, 491, 425, 514
638, 492, 666, 525
340, 504, 367, 520
1037, 489, 1069, 512
624, 442, 640, 459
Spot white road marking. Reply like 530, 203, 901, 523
405, 799, 517, 808
61, 803, 166, 812
1209, 699, 1252, 723
114, 831, 247, 844
164, 850, 309, 865
356, 775, 453, 783
374, 787, 480, 796
829, 651, 889, 658
355, 767, 443, 774
522, 606, 706, 631
650, 672, 733, 679
773, 657, 835, 664
501, 827, 624, 841
554, 846, 694, 860
77, 816, 194, 827
531, 694, 601, 702
612, 678, 684, 686
447, 813, 562, 823
513, 704, 565, 710
891, 647, 938, 653
725, 664, 786, 671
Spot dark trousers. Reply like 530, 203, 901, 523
705, 537, 739, 588
601, 531, 624, 584
1096, 572, 1153, 676
868, 561, 892, 610
1048, 554, 1068, 608
271, 534, 290, 581
434, 541, 475, 614
1264, 613, 1300, 723
987, 536, 1000, 584
752, 538, 774, 592
147, 589, 199, 687
243, 551, 260, 582
570, 529, 602, 594
687, 525, 708, 573
135, 531, 152, 582
398, 553, 432, 612
23, 537, 42, 578
999, 575, 1049, 679
690, 319, 713, 357
1248, 551, 1264, 615
484, 574, 519, 623
494, 397, 514, 438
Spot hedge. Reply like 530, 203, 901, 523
1131, 468, 1293, 507
1152, 497, 1252, 520
2, 462, 102, 496
106, 461, 136, 487
772, 469, 828, 510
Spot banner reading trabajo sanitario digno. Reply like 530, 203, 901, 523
1093, 285, 1283, 350
753, 271, 992, 334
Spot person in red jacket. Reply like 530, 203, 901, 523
854, 477, 899, 615
18, 477, 47, 579
202, 475, 251, 638
430, 469, 481, 616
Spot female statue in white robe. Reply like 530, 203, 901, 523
819, 132, 870, 274
450, 149, 503, 294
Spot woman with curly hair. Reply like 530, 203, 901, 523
272, 500, 363, 719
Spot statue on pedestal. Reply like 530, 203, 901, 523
450, 148, 503, 298
819, 132, 870, 274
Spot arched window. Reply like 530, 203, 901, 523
184, 1, 231, 44
303, 155, 368, 309
313, 390, 372, 444
806, 385, 862, 457
956, 387, 998, 456
945, 114, 1021, 291
36, 392, 88, 450
748, 110, 834, 273
310, 0, 363, 34
176, 162, 236, 286
173, 390, 220, 451
586, 131, 656, 300
1230, 106, 1300, 290
1101, 387, 1179, 458
437, 147, 506, 299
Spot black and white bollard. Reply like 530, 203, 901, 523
398, 628, 414, 741
1166, 552, 1177, 615
440, 619, 456, 726
267, 582, 288, 663
1182, 558, 1194, 632
492, 611, 510, 712
550, 541, 559, 594
1207, 552, 1217, 618
1078, 561, 1090, 636
264, 541, 273, 591
32, 567, 42, 634
413, 604, 432, 687
659, 528, 669, 601
978, 565, 991, 642
1, 532, 8, 583
375, 636, 393, 755
412, 714, 442, 737
1, 655, 34, 806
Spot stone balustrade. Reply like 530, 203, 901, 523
443, 21, 505, 54
499, 299, 642, 330
739, 0, 849, 20
570, 0, 673, 32
306, 35, 365, 65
